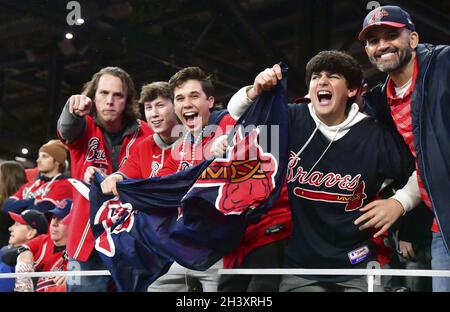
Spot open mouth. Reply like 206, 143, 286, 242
183, 111, 199, 127
317, 90, 332, 104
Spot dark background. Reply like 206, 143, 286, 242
0, 0, 449, 164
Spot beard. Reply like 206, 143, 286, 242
369, 45, 413, 73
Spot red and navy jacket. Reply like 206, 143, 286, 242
364, 43, 450, 253
58, 115, 152, 261
23, 234, 67, 292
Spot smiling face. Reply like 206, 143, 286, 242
365, 26, 418, 73
309, 71, 358, 126
94, 74, 127, 129
173, 79, 214, 134
144, 96, 179, 141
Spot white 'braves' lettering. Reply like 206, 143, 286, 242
86, 137, 106, 162
287, 154, 361, 192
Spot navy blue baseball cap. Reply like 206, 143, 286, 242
48, 199, 72, 219
9, 209, 48, 235
358, 6, 415, 40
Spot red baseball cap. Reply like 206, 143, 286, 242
358, 6, 415, 41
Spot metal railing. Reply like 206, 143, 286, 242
2, 268, 450, 292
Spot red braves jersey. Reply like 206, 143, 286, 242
158, 111, 292, 267
61, 115, 152, 179
59, 116, 152, 261
10, 175, 72, 208
23, 234, 67, 292
118, 134, 176, 179
158, 113, 236, 176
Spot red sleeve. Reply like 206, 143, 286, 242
203, 113, 237, 159
157, 147, 179, 177
118, 139, 147, 179
219, 113, 237, 131
40, 179, 73, 205
23, 235, 47, 257
25, 168, 39, 182
138, 120, 153, 136
10, 183, 28, 200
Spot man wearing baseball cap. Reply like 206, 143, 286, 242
13, 201, 71, 292
357, 5, 450, 291
2, 139, 73, 216
8, 210, 49, 237
0, 210, 48, 292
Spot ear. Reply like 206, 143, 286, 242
27, 228, 38, 240
348, 88, 358, 98
207, 96, 215, 109
410, 31, 419, 49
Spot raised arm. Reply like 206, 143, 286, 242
228, 64, 282, 120
57, 95, 92, 143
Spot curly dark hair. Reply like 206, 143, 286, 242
305, 50, 363, 90
82, 67, 140, 122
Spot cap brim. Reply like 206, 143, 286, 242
61, 211, 72, 226
48, 208, 70, 220
8, 212, 27, 225
358, 21, 407, 40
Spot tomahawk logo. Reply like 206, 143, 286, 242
93, 199, 136, 257
293, 181, 367, 211
188, 127, 278, 215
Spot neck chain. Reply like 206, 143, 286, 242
177, 128, 205, 172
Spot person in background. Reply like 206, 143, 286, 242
12, 202, 71, 292
0, 209, 48, 292
0, 161, 27, 246
2, 140, 71, 216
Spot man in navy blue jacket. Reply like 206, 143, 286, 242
359, 5, 450, 291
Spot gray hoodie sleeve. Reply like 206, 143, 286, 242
57, 100, 87, 144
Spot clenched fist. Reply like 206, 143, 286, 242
68, 94, 93, 117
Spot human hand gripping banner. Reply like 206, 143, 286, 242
88, 67, 289, 291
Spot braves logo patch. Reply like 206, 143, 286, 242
93, 198, 136, 257
368, 8, 389, 24
86, 137, 107, 162
149, 161, 161, 178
